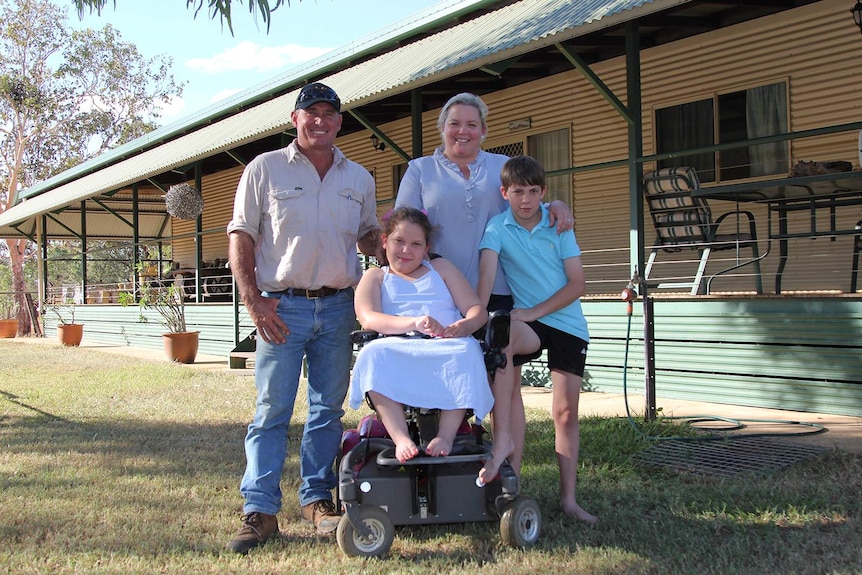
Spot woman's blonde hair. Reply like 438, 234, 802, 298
436, 92, 489, 135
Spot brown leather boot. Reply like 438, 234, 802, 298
227, 512, 279, 554
300, 500, 340, 535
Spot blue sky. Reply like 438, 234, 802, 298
70, 0, 452, 125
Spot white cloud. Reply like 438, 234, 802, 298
208, 89, 244, 104
186, 41, 332, 74
155, 95, 188, 123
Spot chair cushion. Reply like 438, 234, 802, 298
644, 167, 713, 246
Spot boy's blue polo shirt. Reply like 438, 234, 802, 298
480, 205, 589, 342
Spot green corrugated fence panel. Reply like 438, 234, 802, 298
45, 304, 255, 358
41, 299, 862, 416
580, 299, 862, 417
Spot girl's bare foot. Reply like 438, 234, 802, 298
426, 436, 453, 457
562, 500, 598, 524
395, 438, 420, 462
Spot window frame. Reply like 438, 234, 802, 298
485, 124, 573, 205
652, 78, 790, 184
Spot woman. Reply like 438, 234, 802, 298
395, 92, 574, 309
395, 93, 574, 475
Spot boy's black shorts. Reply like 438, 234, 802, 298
513, 321, 588, 377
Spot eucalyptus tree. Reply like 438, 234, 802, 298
0, 0, 183, 333
74, 0, 289, 33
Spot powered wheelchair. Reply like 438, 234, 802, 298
335, 310, 541, 557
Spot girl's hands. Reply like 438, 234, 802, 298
441, 319, 474, 338
413, 315, 475, 338
414, 315, 445, 336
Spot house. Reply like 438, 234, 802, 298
1, 0, 860, 416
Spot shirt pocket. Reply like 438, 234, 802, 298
337, 188, 363, 236
268, 187, 307, 236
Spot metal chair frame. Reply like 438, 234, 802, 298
643, 167, 764, 295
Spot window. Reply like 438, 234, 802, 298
487, 129, 572, 205
656, 81, 788, 183
528, 128, 572, 205
392, 163, 409, 199
486, 142, 524, 158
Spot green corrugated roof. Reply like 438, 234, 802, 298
0, 0, 660, 231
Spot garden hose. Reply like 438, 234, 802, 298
618, 283, 825, 441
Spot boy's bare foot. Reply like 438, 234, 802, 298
394, 438, 420, 462
478, 436, 513, 485
426, 436, 453, 457
562, 500, 598, 524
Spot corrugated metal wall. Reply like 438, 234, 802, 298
588, 297, 862, 417
354, 0, 862, 295
639, 0, 862, 294
171, 165, 244, 266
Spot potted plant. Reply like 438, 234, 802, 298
43, 297, 84, 346
119, 285, 199, 363
0, 293, 18, 338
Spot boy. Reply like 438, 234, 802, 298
477, 155, 596, 523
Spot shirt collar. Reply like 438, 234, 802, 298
433, 146, 485, 171
503, 203, 551, 230
285, 140, 345, 165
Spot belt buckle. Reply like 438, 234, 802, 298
305, 289, 321, 299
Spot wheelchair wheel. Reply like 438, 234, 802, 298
336, 505, 395, 558
500, 496, 541, 549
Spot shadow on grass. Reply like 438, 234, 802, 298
1, 373, 860, 571
0, 409, 311, 556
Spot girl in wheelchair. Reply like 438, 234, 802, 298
349, 207, 493, 464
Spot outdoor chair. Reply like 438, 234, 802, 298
642, 166, 763, 295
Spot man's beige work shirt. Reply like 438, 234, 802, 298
227, 142, 378, 293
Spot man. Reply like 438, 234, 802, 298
226, 82, 379, 554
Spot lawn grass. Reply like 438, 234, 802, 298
1, 339, 860, 574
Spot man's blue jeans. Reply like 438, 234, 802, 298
240, 288, 355, 514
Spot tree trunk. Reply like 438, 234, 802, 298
5, 238, 33, 336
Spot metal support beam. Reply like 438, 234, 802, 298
39, 215, 48, 308
225, 149, 247, 166
80, 201, 88, 299
411, 89, 423, 160
132, 184, 140, 297
45, 214, 82, 238
90, 199, 134, 228
347, 108, 410, 161
146, 178, 168, 194
555, 42, 634, 126
624, 20, 655, 421
195, 163, 204, 302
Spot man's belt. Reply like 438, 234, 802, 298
275, 287, 344, 299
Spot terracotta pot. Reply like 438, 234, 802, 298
0, 318, 18, 338
162, 331, 200, 364
57, 323, 84, 347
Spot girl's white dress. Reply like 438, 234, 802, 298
349, 260, 494, 419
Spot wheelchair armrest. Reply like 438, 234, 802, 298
485, 310, 510, 350
350, 329, 381, 345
